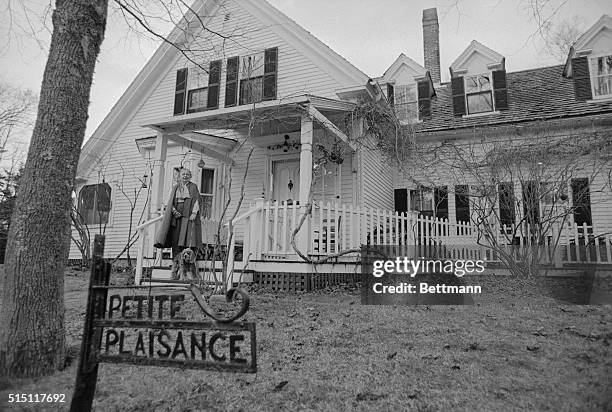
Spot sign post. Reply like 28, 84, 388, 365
70, 235, 111, 412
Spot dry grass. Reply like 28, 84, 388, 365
1, 269, 611, 411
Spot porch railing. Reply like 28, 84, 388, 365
250, 201, 419, 258
135, 204, 612, 284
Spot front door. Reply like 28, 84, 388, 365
272, 159, 300, 204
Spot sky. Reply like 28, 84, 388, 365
0, 0, 610, 146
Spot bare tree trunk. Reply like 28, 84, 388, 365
0, 0, 107, 378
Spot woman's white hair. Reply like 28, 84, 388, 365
179, 167, 192, 178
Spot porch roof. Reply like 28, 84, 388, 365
142, 94, 356, 135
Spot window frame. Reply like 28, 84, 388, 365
200, 168, 216, 220
391, 83, 419, 124
238, 47, 278, 106
77, 183, 113, 226
589, 52, 612, 99
184, 60, 222, 114
464, 72, 495, 115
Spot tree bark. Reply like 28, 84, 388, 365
0, 0, 107, 378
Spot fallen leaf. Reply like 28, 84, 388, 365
387, 352, 397, 360
273, 381, 288, 392
526, 346, 540, 352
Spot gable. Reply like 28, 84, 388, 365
78, 0, 368, 177
579, 26, 612, 55
450, 40, 504, 77
380, 54, 427, 84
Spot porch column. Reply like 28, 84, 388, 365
150, 130, 168, 217
297, 113, 314, 253
299, 113, 313, 205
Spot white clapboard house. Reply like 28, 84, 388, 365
71, 0, 612, 287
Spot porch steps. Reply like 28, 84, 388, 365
141, 262, 253, 285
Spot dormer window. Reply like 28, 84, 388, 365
384, 79, 434, 123
390, 84, 418, 123
465, 74, 493, 114
449, 40, 508, 117
451, 70, 508, 117
591, 54, 612, 97
564, 15, 612, 101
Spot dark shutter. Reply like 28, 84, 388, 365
571, 178, 592, 226
492, 70, 509, 110
451, 76, 466, 117
417, 80, 431, 119
394, 189, 408, 214
387, 84, 395, 106
173, 68, 188, 115
225, 56, 239, 107
207, 60, 221, 109
572, 57, 593, 101
263, 47, 278, 101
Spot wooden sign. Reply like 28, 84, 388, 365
71, 235, 256, 412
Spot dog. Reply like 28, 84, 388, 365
175, 248, 198, 281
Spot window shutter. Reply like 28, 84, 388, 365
451, 76, 466, 117
387, 84, 395, 106
173, 68, 188, 115
224, 57, 239, 107
263, 47, 278, 101
492, 70, 509, 110
207, 60, 221, 109
417, 80, 431, 119
572, 57, 593, 101
394, 188, 408, 213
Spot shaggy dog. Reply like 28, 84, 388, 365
176, 248, 198, 281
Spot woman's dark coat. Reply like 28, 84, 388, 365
154, 182, 203, 249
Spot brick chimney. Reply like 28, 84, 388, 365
422, 8, 441, 83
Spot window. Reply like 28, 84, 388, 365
394, 84, 418, 123
465, 74, 493, 114
410, 187, 430, 217
451, 70, 508, 116
455, 185, 470, 223
239, 48, 278, 105
200, 169, 215, 219
410, 186, 447, 219
77, 183, 111, 225
571, 178, 592, 226
591, 54, 612, 97
173, 61, 221, 115
240, 77, 263, 105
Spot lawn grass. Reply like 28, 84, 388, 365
1, 269, 611, 411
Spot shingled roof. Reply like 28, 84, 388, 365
413, 64, 612, 133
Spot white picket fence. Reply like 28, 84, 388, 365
248, 202, 612, 265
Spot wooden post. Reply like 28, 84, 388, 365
297, 113, 313, 253
70, 235, 111, 412
151, 130, 168, 217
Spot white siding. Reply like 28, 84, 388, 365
358, 135, 394, 211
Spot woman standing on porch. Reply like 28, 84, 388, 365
154, 168, 203, 278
